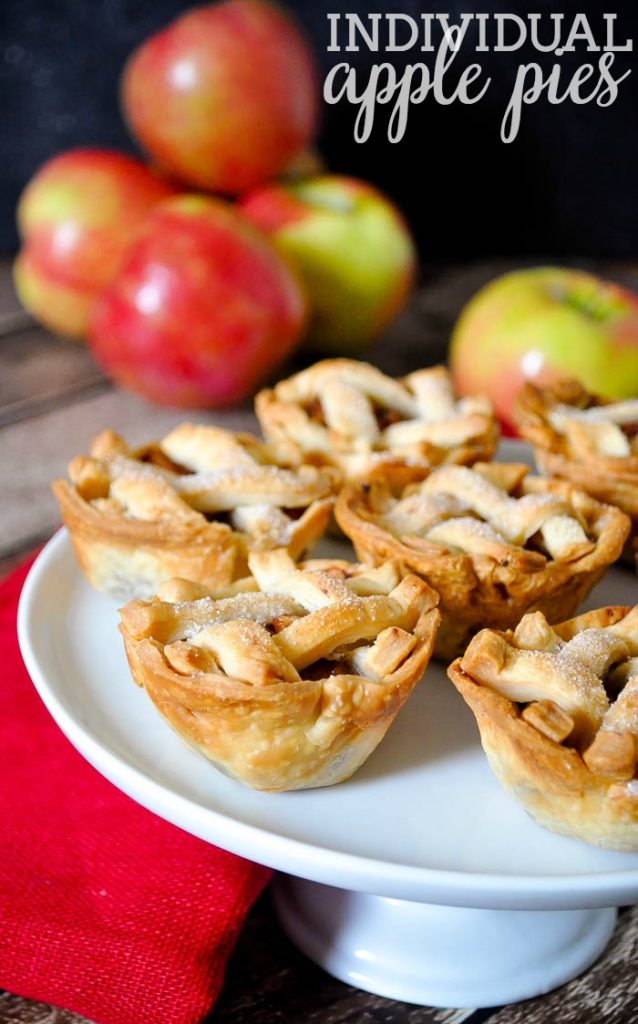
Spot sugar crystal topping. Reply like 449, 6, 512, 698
152, 551, 432, 688
75, 426, 334, 545
271, 362, 494, 459
379, 464, 591, 561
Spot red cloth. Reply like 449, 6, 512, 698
0, 556, 272, 1024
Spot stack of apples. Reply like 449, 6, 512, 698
13, 0, 416, 408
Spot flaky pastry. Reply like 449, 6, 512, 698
515, 379, 638, 564
336, 461, 630, 659
256, 358, 498, 482
53, 424, 338, 600
119, 550, 440, 791
448, 605, 638, 850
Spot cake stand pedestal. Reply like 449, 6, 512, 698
19, 526, 638, 1011
273, 876, 617, 1007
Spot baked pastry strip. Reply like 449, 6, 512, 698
515, 379, 638, 567
256, 358, 498, 483
53, 424, 338, 600
336, 461, 630, 659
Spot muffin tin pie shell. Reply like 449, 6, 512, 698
448, 605, 638, 851
119, 560, 441, 792
515, 379, 638, 565
335, 467, 631, 659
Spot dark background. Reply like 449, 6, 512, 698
1, 0, 637, 258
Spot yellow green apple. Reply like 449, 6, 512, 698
450, 267, 638, 431
239, 174, 416, 353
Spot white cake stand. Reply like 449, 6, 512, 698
18, 530, 638, 1009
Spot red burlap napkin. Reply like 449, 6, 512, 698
0, 556, 272, 1024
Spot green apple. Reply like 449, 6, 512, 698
449, 267, 638, 431
239, 175, 416, 353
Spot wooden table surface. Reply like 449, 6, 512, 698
3, 257, 638, 1024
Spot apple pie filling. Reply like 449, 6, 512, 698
518, 380, 638, 458
357, 464, 597, 566
304, 394, 404, 433
547, 400, 638, 459
70, 425, 335, 539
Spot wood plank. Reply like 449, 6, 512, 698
2, 257, 638, 435
0, 532, 50, 580
0, 992, 91, 1023
0, 327, 107, 427
5, 258, 638, 432
3, 902, 637, 1024
4, 256, 638, 565
0, 260, 31, 336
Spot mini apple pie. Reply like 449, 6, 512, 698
336, 462, 630, 659
52, 424, 338, 601
256, 358, 498, 482
119, 550, 440, 791
449, 605, 638, 850
515, 379, 638, 563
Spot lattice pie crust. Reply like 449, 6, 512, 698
53, 424, 338, 600
336, 461, 630, 659
120, 551, 440, 791
449, 604, 638, 850
515, 379, 638, 566
256, 358, 497, 482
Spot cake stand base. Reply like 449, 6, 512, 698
272, 875, 617, 1008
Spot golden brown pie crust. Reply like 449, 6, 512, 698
119, 552, 441, 791
256, 358, 498, 483
515, 379, 638, 564
53, 425, 338, 600
335, 461, 630, 659
448, 605, 638, 850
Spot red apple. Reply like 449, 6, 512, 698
240, 175, 416, 352
450, 267, 638, 432
14, 148, 176, 339
89, 195, 306, 407
121, 0, 319, 194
